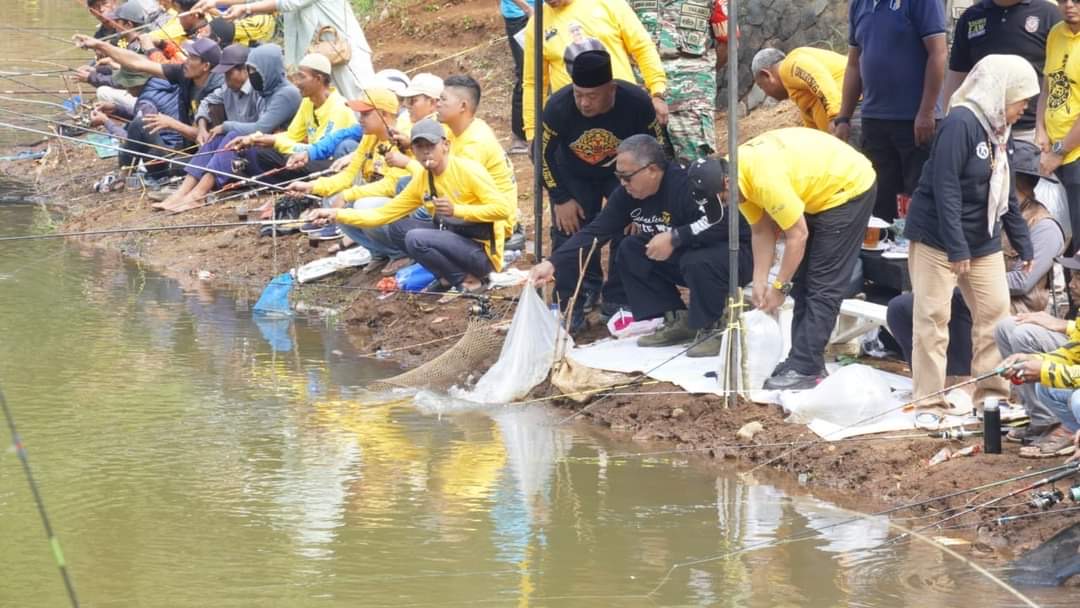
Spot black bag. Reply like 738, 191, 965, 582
427, 171, 496, 250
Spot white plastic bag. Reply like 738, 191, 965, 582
459, 286, 571, 403
780, 364, 893, 426
744, 310, 783, 391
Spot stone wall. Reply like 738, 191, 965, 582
719, 0, 850, 113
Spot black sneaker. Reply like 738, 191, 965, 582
763, 369, 823, 391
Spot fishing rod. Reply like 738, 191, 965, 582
0, 73, 69, 100
169, 167, 332, 215
0, 219, 297, 242
95, 10, 199, 45
0, 120, 320, 202
0, 385, 80, 608
995, 505, 1080, 525
206, 168, 332, 207
0, 95, 77, 111
747, 367, 1011, 475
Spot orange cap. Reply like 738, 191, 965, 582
346, 87, 399, 114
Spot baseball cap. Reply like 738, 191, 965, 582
401, 73, 444, 99
298, 53, 333, 77
212, 44, 250, 74
182, 38, 222, 66
107, 1, 148, 25
346, 88, 399, 114
410, 118, 446, 144
112, 67, 150, 89
374, 69, 410, 96
1012, 140, 1057, 183
208, 18, 236, 47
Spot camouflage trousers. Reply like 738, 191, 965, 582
664, 55, 717, 163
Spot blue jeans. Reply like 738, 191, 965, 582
1033, 385, 1080, 432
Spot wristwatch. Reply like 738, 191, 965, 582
832, 116, 851, 126
1053, 140, 1067, 156
771, 279, 792, 295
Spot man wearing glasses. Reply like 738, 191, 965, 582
540, 49, 667, 320
530, 135, 749, 351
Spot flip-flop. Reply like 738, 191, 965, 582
1019, 428, 1077, 458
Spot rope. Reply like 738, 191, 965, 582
404, 36, 509, 75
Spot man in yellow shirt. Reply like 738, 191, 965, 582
521, 0, 668, 141
308, 119, 512, 292
228, 54, 356, 181
716, 127, 877, 390
751, 46, 849, 134
1040, 0, 1080, 259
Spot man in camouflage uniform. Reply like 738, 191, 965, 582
632, 0, 721, 163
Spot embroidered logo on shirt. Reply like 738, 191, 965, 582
1047, 56, 1073, 112
967, 18, 987, 39
1025, 16, 1040, 34
976, 142, 990, 160
569, 128, 621, 165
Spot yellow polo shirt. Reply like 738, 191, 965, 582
779, 47, 846, 132
273, 90, 357, 155
337, 155, 512, 270
521, 0, 667, 140
737, 127, 876, 230
1045, 22, 1080, 165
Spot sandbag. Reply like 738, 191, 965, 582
458, 286, 571, 403
780, 364, 894, 426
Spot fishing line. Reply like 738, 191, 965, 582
0, 385, 80, 608
0, 219, 297, 242
0, 120, 320, 201
0, 94, 75, 111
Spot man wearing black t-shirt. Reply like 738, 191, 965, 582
540, 49, 667, 316
946, 0, 1060, 142
75, 34, 224, 170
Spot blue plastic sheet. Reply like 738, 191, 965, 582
253, 272, 294, 316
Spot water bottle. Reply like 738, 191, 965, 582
983, 398, 1002, 455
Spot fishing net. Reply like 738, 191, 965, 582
1007, 521, 1080, 586
369, 317, 508, 392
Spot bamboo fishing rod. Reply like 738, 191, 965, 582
0, 385, 80, 608
0, 120, 320, 202
0, 220, 299, 243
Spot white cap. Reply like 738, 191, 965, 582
298, 53, 333, 76
374, 69, 411, 96
401, 73, 444, 99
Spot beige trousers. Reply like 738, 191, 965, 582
909, 242, 1010, 406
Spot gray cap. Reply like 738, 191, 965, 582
1012, 140, 1056, 182
107, 1, 149, 25
751, 48, 786, 74
410, 118, 446, 144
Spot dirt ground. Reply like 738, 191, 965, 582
3, 0, 1078, 577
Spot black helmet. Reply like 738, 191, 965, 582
688, 156, 728, 204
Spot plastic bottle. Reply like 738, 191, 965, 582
983, 398, 1002, 455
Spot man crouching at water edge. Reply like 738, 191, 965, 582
307, 119, 511, 293
529, 134, 751, 353
730, 127, 877, 391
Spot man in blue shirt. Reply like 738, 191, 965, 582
500, 0, 536, 154
834, 0, 947, 223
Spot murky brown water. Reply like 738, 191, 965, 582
1, 2, 1079, 605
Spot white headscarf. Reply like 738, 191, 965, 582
948, 54, 1040, 236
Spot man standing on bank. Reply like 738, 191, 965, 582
730, 127, 878, 390
835, 0, 947, 223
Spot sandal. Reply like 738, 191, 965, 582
1019, 427, 1077, 458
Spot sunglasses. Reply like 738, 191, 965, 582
614, 164, 651, 183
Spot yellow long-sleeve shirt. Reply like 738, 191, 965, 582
521, 0, 667, 140
337, 155, 512, 270
1039, 320, 1080, 387
273, 90, 356, 155
737, 127, 876, 230
779, 47, 846, 132
310, 133, 409, 200
148, 15, 190, 45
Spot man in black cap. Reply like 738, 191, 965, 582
76, 34, 225, 151
541, 48, 667, 320
530, 134, 751, 348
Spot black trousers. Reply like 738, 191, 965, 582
550, 171, 626, 306
781, 181, 877, 375
387, 217, 493, 287
504, 15, 528, 141
1056, 158, 1080, 256
120, 115, 179, 178
861, 118, 929, 222
886, 289, 973, 376
617, 234, 753, 330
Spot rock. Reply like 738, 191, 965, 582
671, 407, 686, 418
736, 421, 764, 441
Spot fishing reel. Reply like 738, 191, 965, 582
1030, 488, 1065, 510
231, 157, 249, 175
468, 295, 495, 320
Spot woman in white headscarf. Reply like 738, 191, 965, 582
902, 54, 1039, 409
192, 0, 374, 100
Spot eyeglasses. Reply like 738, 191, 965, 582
1061, 0, 1080, 5
614, 164, 651, 183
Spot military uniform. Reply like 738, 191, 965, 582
633, 0, 717, 163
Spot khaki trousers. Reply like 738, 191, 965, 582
909, 242, 1010, 406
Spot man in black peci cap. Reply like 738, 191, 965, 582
540, 48, 667, 322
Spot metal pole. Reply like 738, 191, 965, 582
725, 0, 741, 408
532, 3, 544, 262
